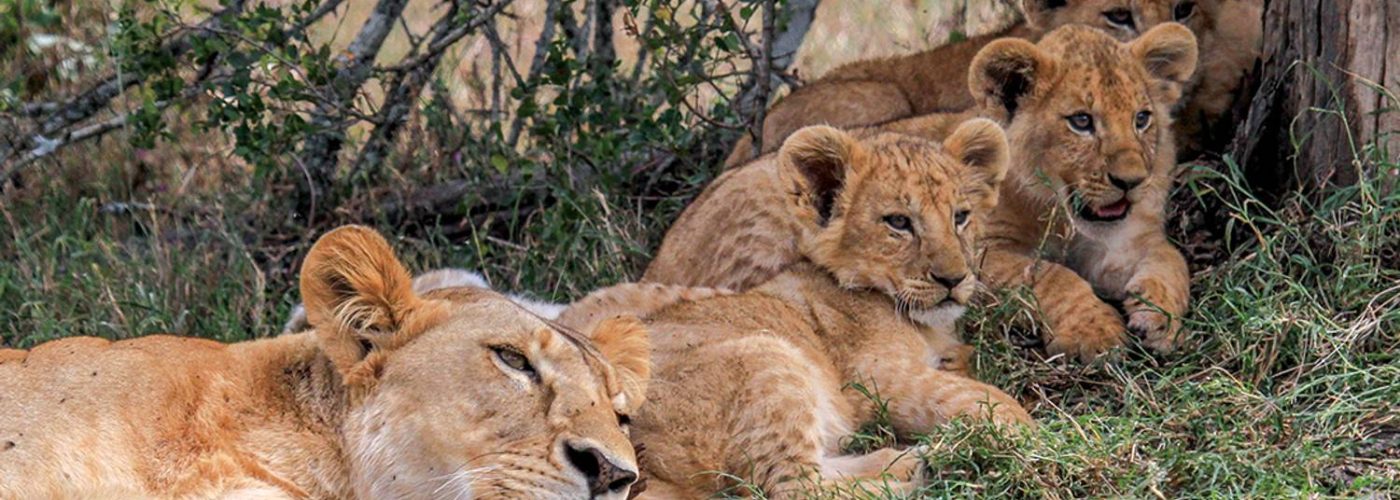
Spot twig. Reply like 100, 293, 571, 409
507, 0, 563, 147
0, 0, 249, 166
351, 0, 517, 177
746, 0, 775, 161
381, 0, 517, 73
295, 0, 415, 214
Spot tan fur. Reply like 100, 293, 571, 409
0, 226, 649, 499
644, 121, 1008, 372
567, 264, 1032, 499
958, 24, 1197, 361
726, 0, 1260, 166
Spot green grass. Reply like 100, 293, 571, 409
5, 150, 1395, 497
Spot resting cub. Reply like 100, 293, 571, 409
565, 126, 1030, 498
727, 0, 1260, 165
643, 119, 1009, 369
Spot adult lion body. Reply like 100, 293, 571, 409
725, 0, 1259, 166
566, 125, 1030, 497
0, 226, 649, 499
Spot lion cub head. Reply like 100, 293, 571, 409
300, 226, 648, 499
1021, 0, 1231, 41
778, 120, 1009, 325
969, 23, 1197, 236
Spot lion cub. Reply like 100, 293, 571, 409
644, 119, 1010, 370
568, 125, 1031, 498
874, 24, 1200, 361
0, 226, 648, 499
727, 0, 1260, 165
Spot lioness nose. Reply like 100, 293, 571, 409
566, 441, 638, 496
930, 272, 966, 289
1108, 173, 1145, 192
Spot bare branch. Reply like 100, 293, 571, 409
746, 0, 776, 160
351, 0, 517, 177
382, 0, 517, 73
507, 0, 563, 147
296, 0, 415, 216
0, 0, 248, 166
593, 0, 617, 67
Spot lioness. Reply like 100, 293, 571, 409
562, 125, 1031, 498
0, 226, 648, 499
726, 0, 1259, 165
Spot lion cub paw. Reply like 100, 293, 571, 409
884, 445, 928, 483
1124, 282, 1185, 354
1046, 300, 1125, 363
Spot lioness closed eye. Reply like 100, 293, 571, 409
0, 225, 650, 500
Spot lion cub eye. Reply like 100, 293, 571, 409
1173, 1, 1196, 21
1103, 9, 1134, 29
1135, 110, 1152, 131
1067, 113, 1095, 134
883, 214, 912, 232
953, 210, 971, 227
492, 346, 538, 380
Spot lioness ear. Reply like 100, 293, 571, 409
944, 118, 1009, 203
1020, 0, 1070, 30
301, 225, 420, 379
969, 38, 1054, 122
779, 125, 857, 225
1131, 22, 1198, 93
589, 316, 652, 410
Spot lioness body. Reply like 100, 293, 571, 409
565, 267, 1030, 499
726, 0, 1260, 166
1, 334, 351, 498
0, 227, 649, 499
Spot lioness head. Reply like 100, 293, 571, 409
300, 226, 648, 499
969, 23, 1197, 236
779, 120, 1009, 326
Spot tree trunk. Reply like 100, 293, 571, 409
1229, 0, 1399, 195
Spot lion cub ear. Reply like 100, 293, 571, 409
779, 125, 858, 226
301, 225, 422, 379
944, 118, 1009, 205
589, 316, 652, 411
1130, 23, 1199, 103
969, 38, 1055, 122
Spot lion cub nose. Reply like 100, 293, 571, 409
930, 272, 967, 289
1108, 173, 1145, 192
566, 441, 638, 496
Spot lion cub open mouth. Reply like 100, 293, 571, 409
1078, 197, 1132, 222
